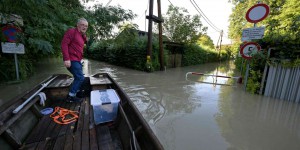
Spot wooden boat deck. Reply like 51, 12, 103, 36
1, 73, 164, 150
20, 76, 120, 150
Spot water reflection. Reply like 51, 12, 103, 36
1, 59, 300, 150
185, 62, 239, 86
0, 58, 69, 110
216, 89, 300, 150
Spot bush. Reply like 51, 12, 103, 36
0, 55, 34, 83
87, 36, 162, 72
182, 44, 228, 66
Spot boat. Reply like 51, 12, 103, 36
0, 73, 164, 150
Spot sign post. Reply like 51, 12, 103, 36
245, 3, 270, 23
242, 27, 265, 42
242, 2, 269, 90
1, 42, 25, 80
1, 17, 24, 80
240, 42, 261, 59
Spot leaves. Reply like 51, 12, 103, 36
197, 34, 214, 49
87, 4, 136, 41
163, 5, 207, 43
229, 0, 300, 46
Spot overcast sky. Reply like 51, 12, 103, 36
83, 0, 233, 45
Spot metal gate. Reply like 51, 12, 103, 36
264, 64, 300, 103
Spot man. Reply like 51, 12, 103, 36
61, 18, 88, 102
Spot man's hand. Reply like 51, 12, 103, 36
64, 60, 71, 68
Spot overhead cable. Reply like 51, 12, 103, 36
190, 0, 222, 33
167, 0, 174, 7
105, 0, 112, 7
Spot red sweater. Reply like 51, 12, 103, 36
61, 28, 87, 61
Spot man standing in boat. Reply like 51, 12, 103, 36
61, 18, 88, 103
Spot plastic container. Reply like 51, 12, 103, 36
40, 107, 53, 115
91, 89, 120, 125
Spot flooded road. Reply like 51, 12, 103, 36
1, 58, 300, 150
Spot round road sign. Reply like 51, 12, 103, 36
240, 42, 261, 59
1, 25, 21, 42
246, 3, 270, 23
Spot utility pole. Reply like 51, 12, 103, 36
146, 0, 154, 64
146, 0, 164, 71
157, 0, 164, 70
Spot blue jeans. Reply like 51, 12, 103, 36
67, 61, 84, 97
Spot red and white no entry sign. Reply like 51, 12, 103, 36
246, 3, 270, 23
240, 42, 261, 59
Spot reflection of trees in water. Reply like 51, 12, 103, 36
115, 61, 237, 127
216, 88, 300, 150
155, 113, 185, 150
123, 84, 201, 124
186, 62, 238, 86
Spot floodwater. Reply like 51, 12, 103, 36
1, 58, 300, 150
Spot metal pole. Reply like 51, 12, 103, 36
157, 0, 164, 70
146, 0, 154, 60
14, 53, 19, 80
244, 62, 250, 90
244, 23, 256, 90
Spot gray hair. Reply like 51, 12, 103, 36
77, 18, 87, 24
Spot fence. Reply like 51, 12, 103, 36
263, 64, 300, 103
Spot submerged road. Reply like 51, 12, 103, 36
1, 58, 300, 150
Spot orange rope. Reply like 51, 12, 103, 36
50, 107, 79, 125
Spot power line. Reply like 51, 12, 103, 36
167, 0, 174, 7
190, 0, 221, 32
190, 0, 222, 33
165, 0, 222, 34
105, 0, 112, 7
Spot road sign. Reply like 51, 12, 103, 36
1, 25, 21, 42
1, 42, 25, 54
240, 42, 261, 59
242, 27, 265, 41
246, 3, 270, 23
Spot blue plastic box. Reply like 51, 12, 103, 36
91, 89, 120, 125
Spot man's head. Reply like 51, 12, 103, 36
76, 18, 88, 34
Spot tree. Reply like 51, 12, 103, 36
197, 34, 214, 49
228, 0, 300, 59
0, 0, 87, 56
228, 0, 300, 94
87, 4, 136, 41
265, 0, 300, 45
0, 0, 136, 81
163, 5, 207, 43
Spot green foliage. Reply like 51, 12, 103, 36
88, 33, 162, 71
267, 58, 300, 68
246, 70, 262, 94
0, 55, 34, 82
0, 0, 87, 83
0, 0, 136, 83
242, 51, 266, 94
87, 4, 136, 41
0, 57, 15, 82
197, 34, 215, 49
114, 26, 139, 45
182, 44, 228, 66
263, 0, 300, 45
87, 24, 164, 72
229, 0, 300, 94
229, 0, 300, 54
0, 0, 86, 56
163, 5, 207, 43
